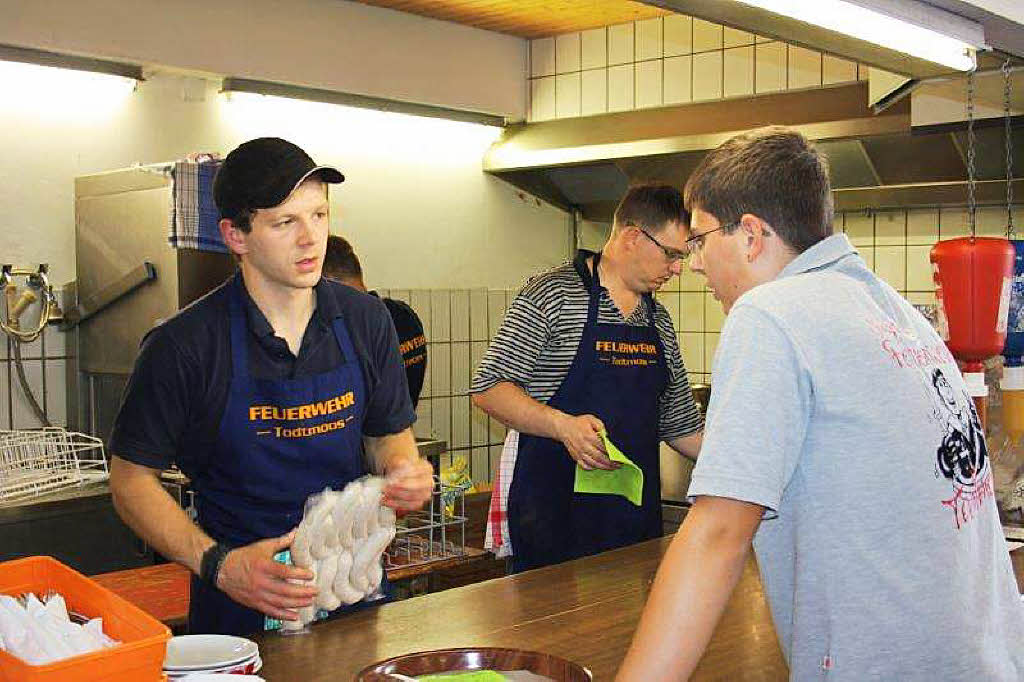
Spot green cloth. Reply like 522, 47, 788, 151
573, 431, 644, 506
416, 672, 507, 681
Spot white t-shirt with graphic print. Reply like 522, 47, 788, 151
689, 233, 1024, 681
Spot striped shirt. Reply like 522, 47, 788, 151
470, 254, 703, 440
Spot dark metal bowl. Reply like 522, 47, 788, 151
355, 647, 593, 681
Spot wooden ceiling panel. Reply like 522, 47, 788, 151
349, 1, 671, 38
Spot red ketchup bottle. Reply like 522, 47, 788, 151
931, 237, 1015, 429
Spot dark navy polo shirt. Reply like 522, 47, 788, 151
372, 293, 427, 409
109, 273, 416, 474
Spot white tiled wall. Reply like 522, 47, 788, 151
380, 287, 516, 485
788, 46, 823, 90
528, 13, 865, 122
1, 286, 514, 483
835, 204, 1024, 310
755, 41, 787, 93
608, 64, 635, 113
656, 204, 1024, 385
2, 324, 72, 430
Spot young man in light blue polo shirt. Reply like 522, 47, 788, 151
617, 126, 1024, 681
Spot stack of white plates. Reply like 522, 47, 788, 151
163, 634, 263, 678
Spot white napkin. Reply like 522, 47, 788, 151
0, 592, 119, 665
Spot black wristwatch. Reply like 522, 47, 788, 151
200, 542, 232, 587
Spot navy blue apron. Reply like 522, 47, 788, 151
508, 251, 668, 573
189, 276, 383, 635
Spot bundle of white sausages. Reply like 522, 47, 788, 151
284, 477, 397, 629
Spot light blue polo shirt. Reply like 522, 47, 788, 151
689, 233, 1024, 681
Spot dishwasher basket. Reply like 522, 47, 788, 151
0, 428, 108, 504
385, 475, 469, 571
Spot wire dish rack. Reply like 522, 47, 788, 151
385, 475, 470, 571
0, 428, 109, 504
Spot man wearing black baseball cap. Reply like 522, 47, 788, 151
109, 137, 433, 635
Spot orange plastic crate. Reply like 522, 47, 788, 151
0, 556, 170, 682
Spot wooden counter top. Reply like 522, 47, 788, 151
254, 537, 788, 681
88, 548, 493, 629
92, 563, 191, 627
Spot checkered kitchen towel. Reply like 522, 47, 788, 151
485, 429, 519, 558
168, 160, 228, 253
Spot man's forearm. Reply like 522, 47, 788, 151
667, 430, 703, 462
364, 428, 434, 511
616, 496, 763, 681
110, 456, 214, 575
363, 427, 419, 474
471, 382, 567, 439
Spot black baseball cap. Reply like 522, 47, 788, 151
213, 137, 344, 220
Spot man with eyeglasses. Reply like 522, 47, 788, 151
617, 127, 1024, 680
471, 184, 704, 573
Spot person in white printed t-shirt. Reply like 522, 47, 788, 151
617, 126, 1024, 682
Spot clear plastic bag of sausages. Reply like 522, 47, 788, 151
276, 477, 395, 635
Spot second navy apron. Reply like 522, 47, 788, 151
189, 276, 383, 635
508, 251, 669, 573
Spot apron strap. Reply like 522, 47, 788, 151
641, 292, 658, 330
642, 293, 666, 362
573, 249, 596, 290
228, 276, 250, 380
573, 250, 603, 327
576, 250, 660, 333
329, 312, 358, 369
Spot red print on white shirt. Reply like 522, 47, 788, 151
864, 315, 955, 370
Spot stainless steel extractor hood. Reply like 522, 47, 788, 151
483, 82, 1024, 219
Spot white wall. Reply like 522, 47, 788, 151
0, 1, 566, 433
958, 0, 1024, 24
579, 219, 612, 251
0, 70, 568, 432
0, 72, 568, 291
910, 70, 1024, 128
2, 0, 527, 119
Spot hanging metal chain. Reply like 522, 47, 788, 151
1005, 58, 1015, 239
967, 67, 978, 238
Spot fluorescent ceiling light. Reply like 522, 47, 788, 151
0, 60, 137, 100
0, 44, 141, 100
222, 78, 506, 128
733, 0, 980, 71
220, 90, 505, 158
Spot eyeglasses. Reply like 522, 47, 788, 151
684, 222, 739, 256
635, 227, 688, 262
